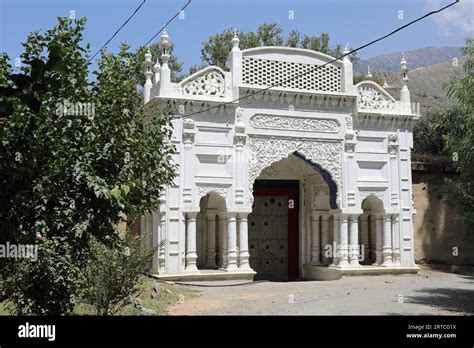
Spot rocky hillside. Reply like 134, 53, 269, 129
355, 48, 466, 114
354, 46, 462, 74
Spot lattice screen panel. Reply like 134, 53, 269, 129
242, 57, 341, 92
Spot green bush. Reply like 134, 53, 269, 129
82, 233, 159, 316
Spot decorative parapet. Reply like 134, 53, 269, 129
179, 66, 227, 98
356, 81, 396, 111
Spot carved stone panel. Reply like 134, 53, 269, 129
357, 82, 395, 110
181, 68, 226, 97
250, 114, 340, 133
196, 184, 229, 198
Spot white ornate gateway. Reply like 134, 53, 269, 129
140, 30, 420, 281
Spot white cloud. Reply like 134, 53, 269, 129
425, 0, 474, 37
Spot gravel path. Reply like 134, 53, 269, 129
167, 266, 474, 315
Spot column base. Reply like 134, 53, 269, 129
219, 265, 239, 272
349, 261, 361, 266
331, 263, 362, 269
185, 265, 199, 273
381, 261, 394, 267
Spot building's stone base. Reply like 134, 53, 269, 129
149, 269, 256, 281
304, 264, 420, 281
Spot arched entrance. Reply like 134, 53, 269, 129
360, 195, 384, 265
196, 192, 227, 270
248, 153, 335, 281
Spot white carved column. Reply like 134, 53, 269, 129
185, 212, 198, 272
182, 119, 195, 205
206, 212, 217, 268
338, 214, 349, 266
238, 213, 251, 269
310, 212, 321, 265
234, 109, 247, 205
392, 214, 401, 265
370, 215, 377, 263
382, 214, 394, 266
321, 214, 330, 264
360, 214, 369, 263
330, 214, 340, 266
158, 212, 167, 273
349, 214, 360, 266
218, 212, 228, 268
373, 214, 383, 265
225, 212, 238, 270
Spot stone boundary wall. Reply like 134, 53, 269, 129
412, 161, 474, 265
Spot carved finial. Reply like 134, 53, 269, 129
144, 48, 152, 62
383, 80, 390, 88
366, 65, 373, 79
160, 28, 171, 64
400, 51, 410, 106
342, 44, 351, 63
232, 28, 240, 49
400, 53, 408, 83
161, 27, 169, 41
143, 48, 154, 103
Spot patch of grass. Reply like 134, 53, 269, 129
0, 276, 197, 316
119, 277, 197, 316
0, 301, 11, 315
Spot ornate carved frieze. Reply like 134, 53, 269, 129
248, 136, 343, 206
359, 189, 385, 202
180, 67, 225, 97
356, 82, 395, 111
250, 114, 340, 133
196, 184, 229, 198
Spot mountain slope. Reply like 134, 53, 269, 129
354, 46, 462, 75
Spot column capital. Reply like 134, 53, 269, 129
391, 213, 400, 221
349, 213, 360, 220
331, 213, 341, 221
340, 213, 350, 221
186, 211, 198, 219
226, 212, 237, 219
237, 212, 249, 220
321, 213, 330, 221
217, 212, 228, 219
360, 214, 369, 222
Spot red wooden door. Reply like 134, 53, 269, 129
251, 187, 299, 281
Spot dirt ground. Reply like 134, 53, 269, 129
167, 265, 474, 315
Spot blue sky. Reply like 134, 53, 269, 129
0, 0, 472, 73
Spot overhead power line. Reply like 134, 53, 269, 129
143, 0, 192, 48
172, 0, 459, 120
88, 0, 147, 63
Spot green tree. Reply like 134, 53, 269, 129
0, 17, 175, 315
442, 38, 474, 231
200, 23, 358, 70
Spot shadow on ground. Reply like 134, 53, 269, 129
405, 287, 474, 314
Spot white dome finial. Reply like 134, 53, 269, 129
144, 48, 152, 62
366, 65, 372, 79
232, 28, 240, 49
